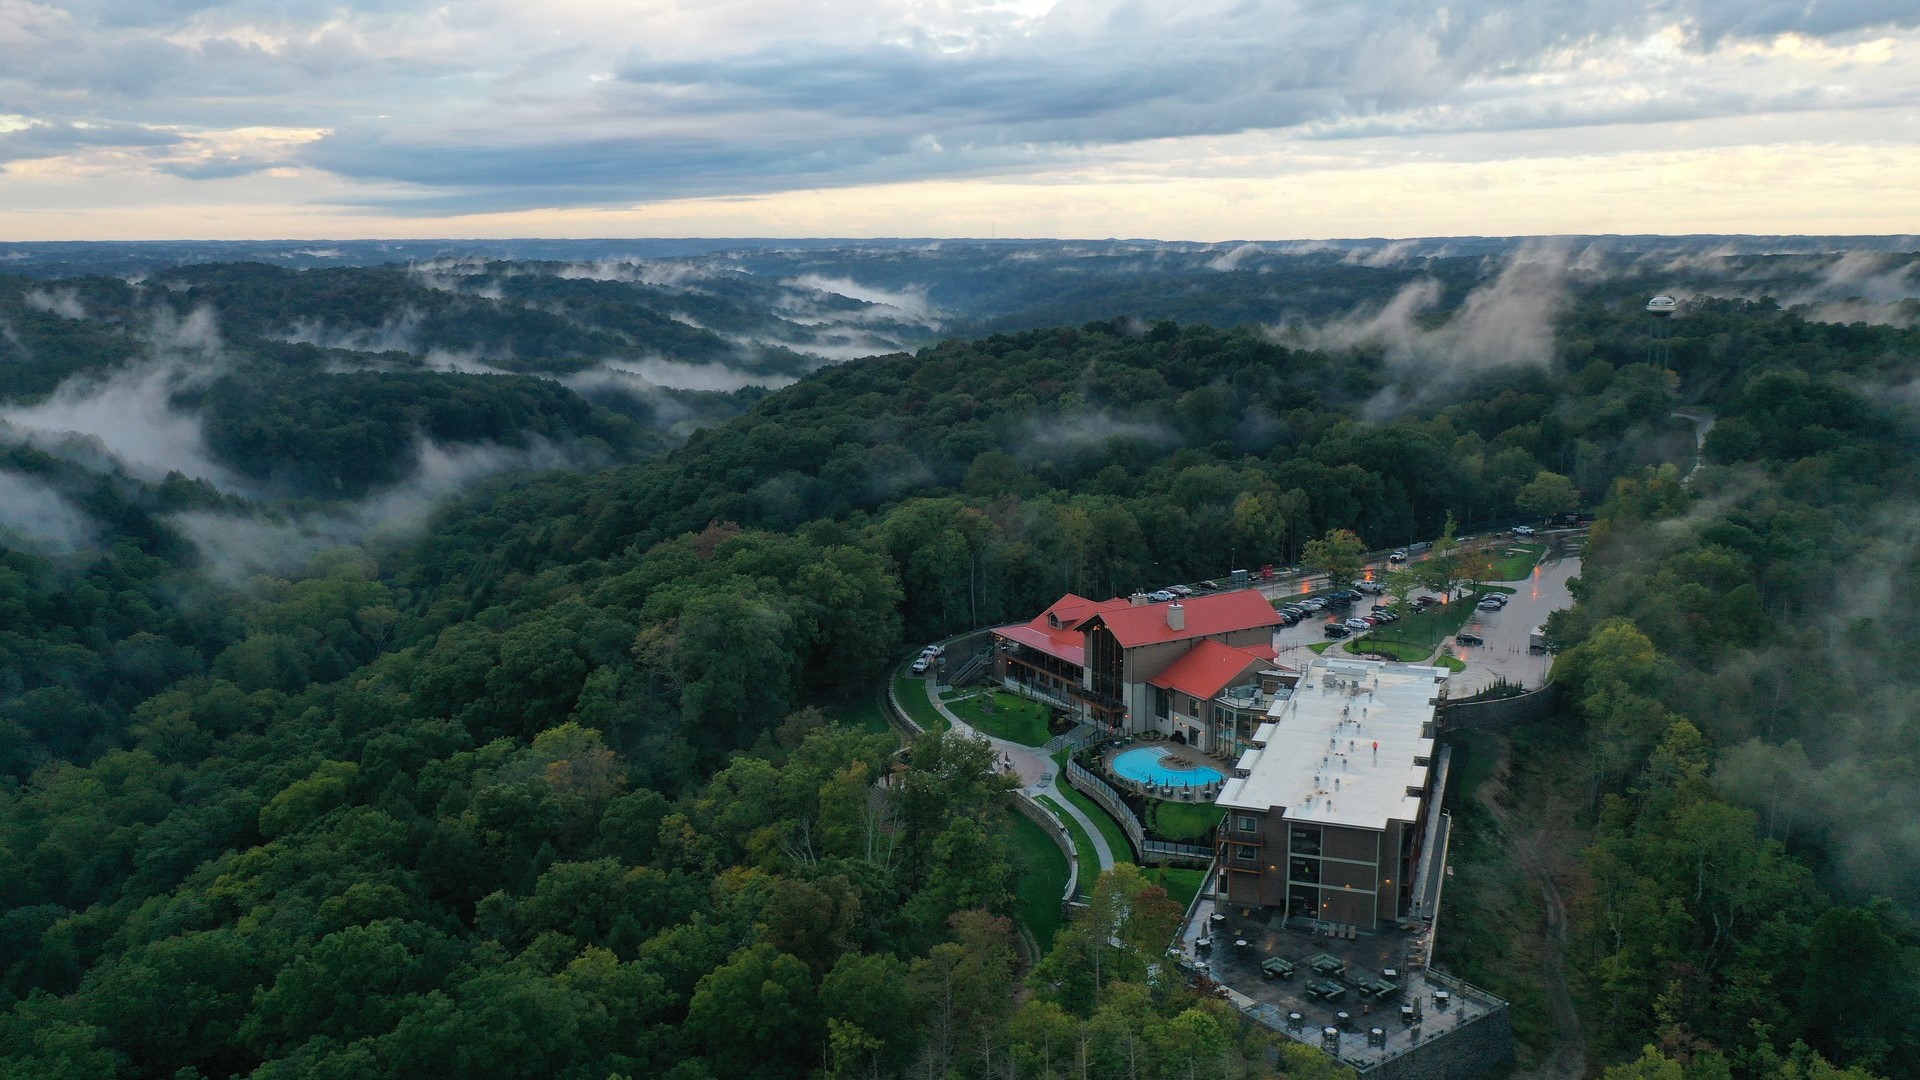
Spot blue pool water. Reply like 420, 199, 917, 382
1111, 747, 1224, 788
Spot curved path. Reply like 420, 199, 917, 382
925, 685, 1119, 871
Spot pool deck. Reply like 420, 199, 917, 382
1103, 739, 1236, 798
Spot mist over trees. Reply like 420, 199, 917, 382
0, 243, 1915, 1079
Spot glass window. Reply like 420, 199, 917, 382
1236, 845, 1258, 862
1237, 815, 1257, 832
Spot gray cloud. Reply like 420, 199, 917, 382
0, 469, 96, 552
169, 436, 575, 582
22, 287, 88, 319
3, 0, 1916, 214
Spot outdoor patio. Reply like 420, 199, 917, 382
1171, 891, 1508, 1072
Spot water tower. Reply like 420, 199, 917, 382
1645, 294, 1677, 366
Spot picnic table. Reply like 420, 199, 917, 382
1308, 953, 1347, 977
1260, 957, 1296, 980
1305, 980, 1347, 1004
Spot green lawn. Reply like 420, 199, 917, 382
1308, 641, 1334, 654
891, 674, 949, 733
1149, 800, 1224, 842
1433, 653, 1467, 672
1055, 776, 1135, 863
947, 690, 1050, 746
1037, 795, 1102, 889
1343, 636, 1430, 662
1486, 543, 1548, 581
1004, 809, 1069, 948
823, 694, 894, 736
1140, 866, 1207, 910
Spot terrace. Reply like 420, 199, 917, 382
1172, 891, 1507, 1072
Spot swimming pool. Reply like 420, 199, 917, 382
1111, 746, 1224, 788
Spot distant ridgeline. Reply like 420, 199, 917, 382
0, 244, 1915, 1079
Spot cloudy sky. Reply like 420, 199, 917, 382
2, 0, 1916, 240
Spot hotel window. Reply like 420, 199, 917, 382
1236, 845, 1258, 862
1237, 815, 1257, 833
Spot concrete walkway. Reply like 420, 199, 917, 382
923, 679, 1119, 872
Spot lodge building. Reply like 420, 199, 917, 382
1213, 657, 1446, 930
991, 590, 1283, 741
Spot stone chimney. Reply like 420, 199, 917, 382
1130, 592, 1149, 606
1167, 602, 1185, 630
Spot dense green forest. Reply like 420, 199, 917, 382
0, 251, 1917, 1078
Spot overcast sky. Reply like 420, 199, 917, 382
2, 0, 1916, 240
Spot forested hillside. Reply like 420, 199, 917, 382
0, 248, 1916, 1079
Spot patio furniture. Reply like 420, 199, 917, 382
1305, 981, 1346, 1004
1356, 977, 1400, 1000
1260, 957, 1296, 980
1309, 954, 1346, 977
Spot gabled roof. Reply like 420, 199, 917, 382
1082, 589, 1282, 649
991, 593, 1131, 667
1149, 639, 1279, 700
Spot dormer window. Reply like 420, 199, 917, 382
1048, 613, 1063, 629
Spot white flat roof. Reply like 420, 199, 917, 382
1216, 657, 1443, 831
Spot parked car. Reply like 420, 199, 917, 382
1300, 598, 1326, 612
1455, 631, 1485, 646
910, 656, 932, 673
1389, 549, 1408, 562
1412, 596, 1439, 609
1197, 580, 1220, 591
1344, 617, 1372, 631
1169, 584, 1195, 597
1512, 525, 1536, 537
1356, 580, 1385, 594
923, 643, 945, 656
1323, 623, 1351, 639
1477, 598, 1503, 610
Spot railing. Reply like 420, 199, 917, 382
1065, 760, 1219, 866
1042, 722, 1105, 756
1065, 759, 1145, 857
949, 648, 992, 688
1003, 675, 1079, 713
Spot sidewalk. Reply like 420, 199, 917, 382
924, 679, 1118, 872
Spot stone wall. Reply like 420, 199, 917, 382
1443, 682, 1560, 731
1366, 1004, 1513, 1080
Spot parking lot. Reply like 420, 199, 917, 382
1447, 554, 1576, 694
1266, 554, 1579, 695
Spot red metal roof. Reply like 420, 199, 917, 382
990, 593, 1131, 667
1083, 589, 1281, 649
1149, 640, 1280, 700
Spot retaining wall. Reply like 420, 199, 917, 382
1012, 791, 1082, 918
1443, 682, 1561, 731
